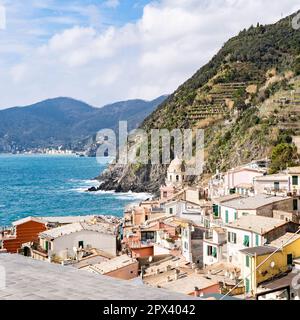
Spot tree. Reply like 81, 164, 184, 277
269, 143, 298, 174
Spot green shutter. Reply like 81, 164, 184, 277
243, 235, 250, 247
45, 241, 48, 251
225, 210, 229, 223
255, 234, 259, 246
234, 211, 238, 220
212, 247, 217, 258
246, 278, 250, 293
246, 255, 250, 267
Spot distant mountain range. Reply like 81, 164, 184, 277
0, 96, 168, 153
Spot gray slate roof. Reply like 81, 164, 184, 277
0, 254, 195, 300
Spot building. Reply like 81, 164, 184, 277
203, 227, 227, 267
287, 166, 300, 196
82, 254, 139, 280
219, 194, 293, 224
224, 166, 266, 195
226, 215, 298, 266
160, 157, 186, 201
1, 217, 47, 253
32, 221, 120, 261
254, 174, 289, 196
240, 232, 300, 297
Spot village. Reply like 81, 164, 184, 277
1, 158, 300, 300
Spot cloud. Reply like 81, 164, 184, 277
104, 0, 120, 9
0, 0, 300, 109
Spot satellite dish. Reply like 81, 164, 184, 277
270, 261, 276, 268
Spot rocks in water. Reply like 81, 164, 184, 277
87, 186, 98, 192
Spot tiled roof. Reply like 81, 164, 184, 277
227, 216, 287, 235
221, 194, 290, 210
0, 254, 196, 300
40, 221, 117, 239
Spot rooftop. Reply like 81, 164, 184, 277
0, 254, 194, 300
254, 174, 288, 182
240, 246, 278, 257
287, 166, 300, 174
40, 221, 117, 240
213, 194, 244, 204
227, 216, 287, 235
222, 194, 290, 210
83, 255, 138, 274
269, 232, 300, 248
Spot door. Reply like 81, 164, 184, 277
287, 254, 293, 265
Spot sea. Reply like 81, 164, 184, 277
0, 154, 151, 226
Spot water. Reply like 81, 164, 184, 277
0, 154, 151, 226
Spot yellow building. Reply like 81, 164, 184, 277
239, 233, 300, 296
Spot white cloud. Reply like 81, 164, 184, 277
0, 0, 300, 109
104, 0, 120, 9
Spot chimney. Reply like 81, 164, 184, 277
174, 269, 180, 280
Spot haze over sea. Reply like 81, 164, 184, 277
0, 154, 151, 226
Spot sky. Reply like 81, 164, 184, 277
0, 0, 299, 109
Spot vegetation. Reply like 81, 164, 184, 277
269, 143, 298, 174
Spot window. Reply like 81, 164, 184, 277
234, 211, 238, 221
255, 234, 259, 246
212, 247, 217, 258
293, 199, 298, 211
246, 255, 250, 268
274, 181, 280, 191
245, 278, 250, 293
78, 241, 84, 249
169, 208, 173, 215
141, 232, 156, 242
228, 232, 237, 244
213, 204, 219, 217
163, 191, 168, 198
287, 254, 293, 265
176, 175, 179, 182
184, 241, 188, 250
243, 235, 250, 247
45, 241, 49, 251
292, 176, 299, 186
225, 210, 229, 224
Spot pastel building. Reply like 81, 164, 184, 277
226, 215, 298, 266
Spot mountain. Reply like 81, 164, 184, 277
0, 95, 168, 152
98, 11, 300, 194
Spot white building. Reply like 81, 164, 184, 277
203, 227, 227, 267
219, 194, 293, 224
254, 174, 289, 196
37, 222, 119, 261
226, 215, 291, 266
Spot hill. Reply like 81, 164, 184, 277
0, 96, 167, 152
98, 11, 300, 194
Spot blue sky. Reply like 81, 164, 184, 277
0, 0, 299, 109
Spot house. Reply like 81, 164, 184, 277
143, 260, 220, 297
203, 227, 227, 267
226, 215, 298, 266
212, 194, 243, 220
181, 220, 205, 266
1, 217, 47, 253
254, 174, 289, 196
32, 221, 120, 261
219, 194, 293, 224
82, 254, 139, 280
224, 165, 266, 195
287, 166, 300, 196
239, 232, 300, 297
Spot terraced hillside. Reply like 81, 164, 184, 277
98, 11, 300, 194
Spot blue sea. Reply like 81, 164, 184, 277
0, 154, 151, 226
